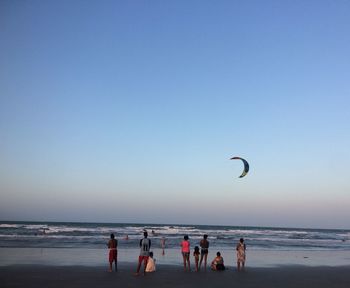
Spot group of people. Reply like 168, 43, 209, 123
108, 231, 156, 274
182, 234, 210, 271
181, 234, 246, 272
107, 231, 246, 275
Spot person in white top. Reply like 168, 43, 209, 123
135, 231, 151, 275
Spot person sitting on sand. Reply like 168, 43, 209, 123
107, 233, 118, 272
211, 252, 225, 271
145, 251, 156, 272
236, 238, 246, 271
193, 246, 200, 272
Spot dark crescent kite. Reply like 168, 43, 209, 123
230, 157, 249, 178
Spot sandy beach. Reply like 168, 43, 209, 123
1, 224, 350, 288
1, 264, 350, 288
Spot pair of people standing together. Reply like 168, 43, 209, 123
108, 231, 155, 274
181, 234, 209, 271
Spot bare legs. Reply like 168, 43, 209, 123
109, 259, 117, 272
237, 261, 245, 271
199, 253, 208, 271
135, 257, 148, 276
182, 254, 191, 271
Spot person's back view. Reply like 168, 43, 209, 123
181, 235, 191, 271
140, 237, 151, 256
199, 234, 209, 270
135, 231, 151, 275
107, 233, 118, 272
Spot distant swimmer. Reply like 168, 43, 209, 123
40, 228, 48, 235
124, 235, 129, 240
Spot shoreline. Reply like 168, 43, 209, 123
1, 247, 350, 267
1, 264, 350, 288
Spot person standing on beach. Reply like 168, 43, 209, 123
161, 236, 166, 255
135, 231, 151, 275
107, 233, 118, 272
199, 234, 209, 270
193, 246, 200, 272
181, 235, 191, 271
236, 238, 246, 271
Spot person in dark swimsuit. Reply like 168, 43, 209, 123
199, 234, 209, 270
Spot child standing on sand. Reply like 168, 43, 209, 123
181, 235, 191, 271
107, 233, 118, 272
236, 238, 246, 271
193, 246, 200, 271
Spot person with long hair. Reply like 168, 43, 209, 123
181, 235, 191, 271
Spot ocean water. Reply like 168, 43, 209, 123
1, 221, 350, 267
1, 221, 349, 251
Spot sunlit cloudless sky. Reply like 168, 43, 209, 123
1, 0, 349, 228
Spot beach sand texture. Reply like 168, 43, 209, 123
1, 264, 350, 288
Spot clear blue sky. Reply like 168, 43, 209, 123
1, 0, 349, 228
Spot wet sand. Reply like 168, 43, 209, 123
2, 247, 350, 267
1, 264, 350, 288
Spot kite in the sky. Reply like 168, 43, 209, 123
230, 157, 249, 178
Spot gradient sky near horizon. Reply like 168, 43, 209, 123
1, 0, 349, 229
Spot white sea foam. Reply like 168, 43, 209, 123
1, 222, 349, 250
0, 224, 22, 228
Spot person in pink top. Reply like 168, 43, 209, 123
181, 235, 191, 271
